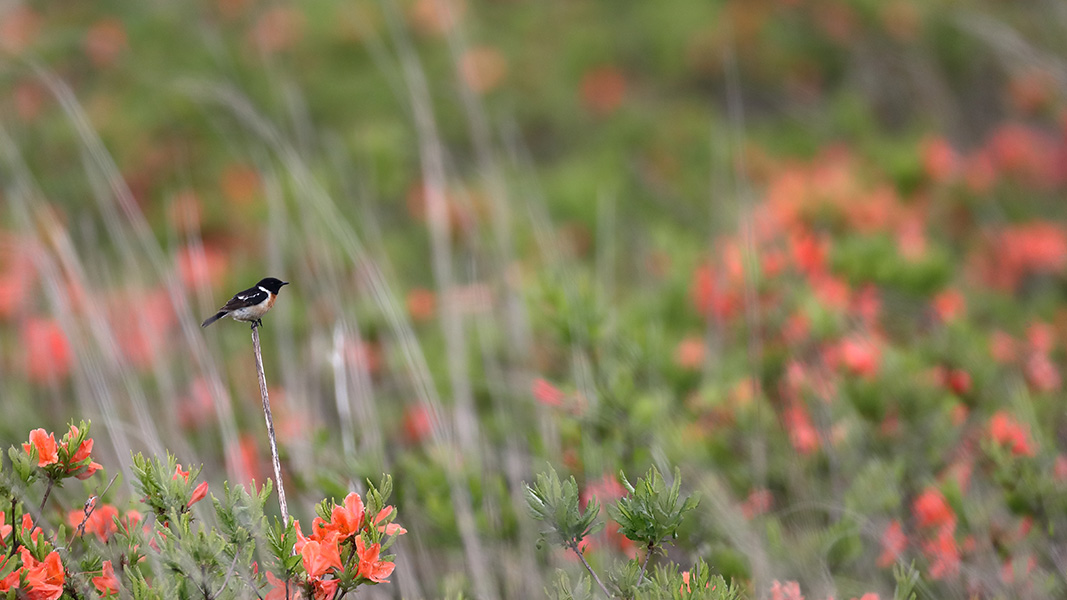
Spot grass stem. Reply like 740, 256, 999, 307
252, 323, 289, 527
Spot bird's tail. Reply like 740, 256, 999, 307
201, 311, 227, 328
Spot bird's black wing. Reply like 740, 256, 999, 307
219, 286, 268, 311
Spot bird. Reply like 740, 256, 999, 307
201, 277, 289, 328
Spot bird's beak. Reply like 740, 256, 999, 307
282, 281, 290, 286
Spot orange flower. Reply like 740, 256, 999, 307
22, 318, 72, 383
264, 571, 302, 600
402, 404, 434, 444
409, 0, 466, 36
355, 537, 394, 583
21, 514, 41, 543
372, 506, 407, 536
691, 264, 739, 321
300, 540, 342, 579
988, 412, 1037, 457
220, 163, 262, 205
20, 547, 64, 600
837, 336, 881, 378
176, 244, 229, 289
23, 429, 59, 467
310, 577, 338, 600
769, 580, 804, 600
532, 378, 564, 408
458, 46, 508, 94
85, 18, 127, 68
740, 489, 773, 520
406, 288, 436, 321
1025, 353, 1061, 393
62, 425, 102, 479
913, 487, 954, 529
580, 66, 626, 116
249, 6, 305, 54
0, 555, 19, 592
173, 464, 190, 481
68, 504, 119, 542
783, 400, 819, 455
92, 560, 119, 596
674, 337, 706, 370
189, 482, 209, 507
0, 511, 11, 547
921, 524, 960, 580
877, 520, 906, 567
932, 289, 965, 323
921, 136, 959, 183
327, 492, 365, 539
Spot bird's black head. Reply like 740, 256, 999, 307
258, 277, 289, 294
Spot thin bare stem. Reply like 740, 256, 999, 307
72, 474, 120, 544
208, 551, 242, 600
568, 541, 613, 599
31, 477, 56, 533
252, 323, 290, 527
636, 542, 655, 587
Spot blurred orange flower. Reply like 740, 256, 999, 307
674, 336, 706, 370
740, 488, 773, 520
402, 403, 435, 443
1025, 353, 1061, 393
580, 66, 626, 116
221, 163, 262, 205
922, 524, 960, 580
406, 288, 436, 321
250, 7, 305, 54
22, 318, 73, 383
409, 0, 466, 36
0, 511, 11, 547
177, 243, 230, 289
532, 378, 564, 408
85, 18, 128, 68
0, 6, 42, 54
988, 411, 1036, 457
878, 520, 906, 567
69, 503, 119, 542
836, 335, 881, 378
92, 561, 119, 596
913, 487, 954, 529
783, 400, 819, 455
459, 46, 508, 94
932, 289, 965, 323
920, 136, 959, 183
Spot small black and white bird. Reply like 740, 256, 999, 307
201, 277, 289, 328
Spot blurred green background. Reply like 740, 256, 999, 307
4, 0, 1067, 598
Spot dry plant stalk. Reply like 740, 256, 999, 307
251, 323, 289, 526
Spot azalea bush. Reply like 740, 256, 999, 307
1, 422, 405, 600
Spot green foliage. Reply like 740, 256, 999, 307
609, 467, 699, 547
130, 452, 205, 522
524, 466, 603, 549
639, 560, 743, 600
893, 562, 921, 600
548, 571, 595, 600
